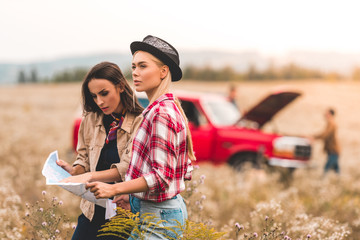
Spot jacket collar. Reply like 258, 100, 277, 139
142, 93, 174, 117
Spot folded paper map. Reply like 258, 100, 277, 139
42, 150, 116, 219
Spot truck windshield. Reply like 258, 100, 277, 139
202, 98, 241, 126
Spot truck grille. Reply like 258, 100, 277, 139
295, 145, 311, 159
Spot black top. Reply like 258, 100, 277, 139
91, 114, 123, 224
96, 114, 121, 171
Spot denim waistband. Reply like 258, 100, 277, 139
129, 195, 180, 214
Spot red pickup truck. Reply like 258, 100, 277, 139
72, 90, 311, 170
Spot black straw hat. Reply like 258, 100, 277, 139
130, 35, 182, 81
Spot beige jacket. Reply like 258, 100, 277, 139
73, 111, 142, 220
315, 119, 340, 154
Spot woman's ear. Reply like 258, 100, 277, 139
160, 65, 169, 80
116, 84, 124, 94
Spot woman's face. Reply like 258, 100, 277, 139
88, 78, 124, 114
131, 51, 167, 96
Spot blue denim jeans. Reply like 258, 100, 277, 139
324, 153, 340, 174
128, 195, 187, 240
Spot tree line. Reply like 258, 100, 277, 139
183, 63, 342, 81
17, 69, 39, 83
17, 63, 360, 84
17, 68, 89, 84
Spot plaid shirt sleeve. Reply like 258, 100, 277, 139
142, 112, 182, 194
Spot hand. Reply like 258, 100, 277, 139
60, 172, 92, 183
113, 194, 130, 211
56, 159, 74, 174
86, 182, 116, 199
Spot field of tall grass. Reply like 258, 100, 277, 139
1, 80, 360, 239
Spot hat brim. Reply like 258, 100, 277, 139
130, 41, 182, 81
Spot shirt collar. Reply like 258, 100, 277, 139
121, 113, 135, 133
94, 111, 134, 134
142, 93, 174, 117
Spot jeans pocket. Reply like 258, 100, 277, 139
130, 195, 141, 214
160, 208, 184, 239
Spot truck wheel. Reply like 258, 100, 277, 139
266, 166, 296, 186
278, 167, 296, 186
228, 152, 260, 171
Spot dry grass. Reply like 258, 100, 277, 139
1, 80, 360, 239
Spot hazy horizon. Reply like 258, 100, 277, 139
2, 0, 360, 63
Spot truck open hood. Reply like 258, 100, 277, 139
240, 91, 301, 128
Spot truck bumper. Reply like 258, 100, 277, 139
269, 157, 309, 168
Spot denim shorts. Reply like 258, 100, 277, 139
128, 195, 187, 240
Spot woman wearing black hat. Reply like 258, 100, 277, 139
86, 35, 195, 239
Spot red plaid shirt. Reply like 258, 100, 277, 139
125, 93, 192, 202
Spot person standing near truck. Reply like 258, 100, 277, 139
313, 108, 340, 175
228, 84, 242, 113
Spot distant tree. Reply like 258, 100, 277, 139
201, 65, 217, 81
17, 70, 26, 84
218, 66, 237, 81
42, 77, 50, 83
183, 65, 198, 80
72, 68, 88, 82
52, 68, 88, 82
263, 61, 278, 80
281, 63, 297, 79
325, 71, 343, 81
245, 63, 259, 80
30, 68, 38, 83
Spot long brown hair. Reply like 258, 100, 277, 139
82, 62, 143, 115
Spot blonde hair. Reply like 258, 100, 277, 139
136, 52, 196, 161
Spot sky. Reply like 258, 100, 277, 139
1, 0, 360, 63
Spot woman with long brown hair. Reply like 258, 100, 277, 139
57, 61, 143, 239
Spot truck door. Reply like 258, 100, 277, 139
181, 100, 214, 161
